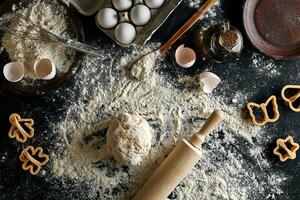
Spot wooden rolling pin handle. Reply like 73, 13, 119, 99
159, 0, 219, 53
133, 110, 223, 200
189, 109, 223, 148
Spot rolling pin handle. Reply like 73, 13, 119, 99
189, 109, 223, 148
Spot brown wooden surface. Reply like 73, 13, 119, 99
243, 0, 300, 59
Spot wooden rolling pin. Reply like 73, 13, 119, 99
133, 109, 223, 200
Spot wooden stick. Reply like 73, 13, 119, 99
189, 109, 223, 148
133, 110, 223, 200
159, 0, 219, 53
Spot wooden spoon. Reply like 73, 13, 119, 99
131, 0, 219, 80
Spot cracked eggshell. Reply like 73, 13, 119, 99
175, 45, 196, 68
199, 72, 221, 94
114, 22, 136, 44
112, 0, 133, 11
130, 4, 151, 26
145, 0, 165, 8
34, 58, 56, 80
3, 62, 25, 82
96, 8, 118, 29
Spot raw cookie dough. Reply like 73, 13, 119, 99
107, 112, 152, 166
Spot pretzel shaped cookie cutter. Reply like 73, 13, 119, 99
281, 85, 300, 112
247, 95, 280, 126
19, 146, 49, 175
8, 113, 34, 143
273, 136, 299, 162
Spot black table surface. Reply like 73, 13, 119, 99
0, 0, 299, 199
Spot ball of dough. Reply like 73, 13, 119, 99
107, 112, 152, 166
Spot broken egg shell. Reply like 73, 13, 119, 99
112, 0, 133, 11
114, 22, 136, 44
175, 45, 196, 68
130, 4, 151, 26
199, 72, 221, 94
144, 0, 165, 8
3, 62, 25, 82
34, 58, 56, 80
96, 8, 118, 29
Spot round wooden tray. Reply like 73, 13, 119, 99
0, 0, 85, 94
243, 0, 300, 59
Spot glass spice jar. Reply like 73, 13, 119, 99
198, 21, 243, 63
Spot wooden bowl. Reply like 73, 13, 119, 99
243, 0, 300, 59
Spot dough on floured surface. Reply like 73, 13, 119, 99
107, 112, 152, 166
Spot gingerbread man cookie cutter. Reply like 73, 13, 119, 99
8, 113, 34, 143
247, 95, 280, 126
273, 136, 299, 162
281, 85, 300, 112
19, 146, 49, 175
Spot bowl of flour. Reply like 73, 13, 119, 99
0, 0, 84, 94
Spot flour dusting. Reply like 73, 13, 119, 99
251, 53, 281, 78
1, 0, 75, 80
45, 42, 287, 199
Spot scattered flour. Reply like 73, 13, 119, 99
251, 53, 281, 78
185, 0, 204, 8
1, 0, 75, 79
130, 50, 161, 81
47, 42, 287, 199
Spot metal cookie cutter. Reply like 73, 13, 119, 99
273, 136, 299, 162
19, 146, 49, 175
247, 95, 280, 126
8, 113, 34, 143
281, 85, 300, 112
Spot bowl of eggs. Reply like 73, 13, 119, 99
92, 0, 182, 47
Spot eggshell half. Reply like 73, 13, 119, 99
3, 62, 25, 82
34, 58, 56, 80
175, 45, 196, 68
199, 72, 221, 94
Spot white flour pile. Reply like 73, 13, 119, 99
46, 42, 287, 199
130, 50, 161, 81
1, 0, 75, 79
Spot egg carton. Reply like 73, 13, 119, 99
67, 0, 182, 47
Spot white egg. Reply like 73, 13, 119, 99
130, 4, 151, 26
112, 0, 133, 11
144, 0, 165, 9
96, 8, 118, 29
114, 23, 136, 44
